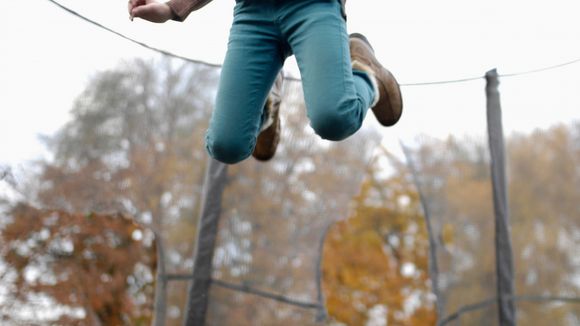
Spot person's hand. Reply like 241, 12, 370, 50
128, 0, 173, 23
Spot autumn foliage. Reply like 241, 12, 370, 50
323, 153, 437, 325
0, 57, 578, 325
1, 205, 156, 325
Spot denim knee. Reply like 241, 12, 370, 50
309, 99, 364, 141
206, 134, 254, 164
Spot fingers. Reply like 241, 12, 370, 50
131, 3, 171, 23
128, 1, 134, 20
128, 0, 148, 21
130, 0, 146, 7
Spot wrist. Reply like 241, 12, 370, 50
164, 1, 180, 21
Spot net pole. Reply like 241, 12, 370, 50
485, 69, 517, 325
153, 233, 168, 326
183, 158, 229, 326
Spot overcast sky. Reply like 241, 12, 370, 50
1, 0, 579, 169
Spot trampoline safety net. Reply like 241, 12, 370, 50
1, 54, 579, 326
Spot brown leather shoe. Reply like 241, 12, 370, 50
252, 72, 284, 161
349, 33, 403, 126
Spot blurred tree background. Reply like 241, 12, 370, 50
396, 124, 579, 325
323, 150, 437, 326
1, 58, 217, 324
0, 58, 578, 325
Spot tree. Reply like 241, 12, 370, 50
322, 148, 436, 326
1, 204, 156, 325
3, 58, 384, 325
507, 123, 580, 325
400, 123, 579, 325
206, 81, 384, 325
1, 57, 217, 325
9, 55, 576, 325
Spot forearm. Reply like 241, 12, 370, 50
166, 0, 214, 22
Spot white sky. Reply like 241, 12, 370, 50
1, 0, 579, 168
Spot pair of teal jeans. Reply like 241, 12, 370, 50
206, 0, 376, 164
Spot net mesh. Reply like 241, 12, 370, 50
1, 27, 579, 325
400, 66, 580, 325
398, 79, 501, 325
501, 66, 580, 326
206, 79, 382, 325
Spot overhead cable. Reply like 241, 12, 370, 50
47, 0, 580, 86
46, 0, 221, 68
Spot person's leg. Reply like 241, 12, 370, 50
279, 0, 376, 141
206, 1, 287, 164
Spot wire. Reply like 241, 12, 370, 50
400, 75, 484, 87
500, 57, 580, 78
212, 279, 322, 310
46, 0, 580, 86
401, 56, 580, 86
164, 273, 322, 310
46, 0, 221, 68
438, 295, 580, 326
